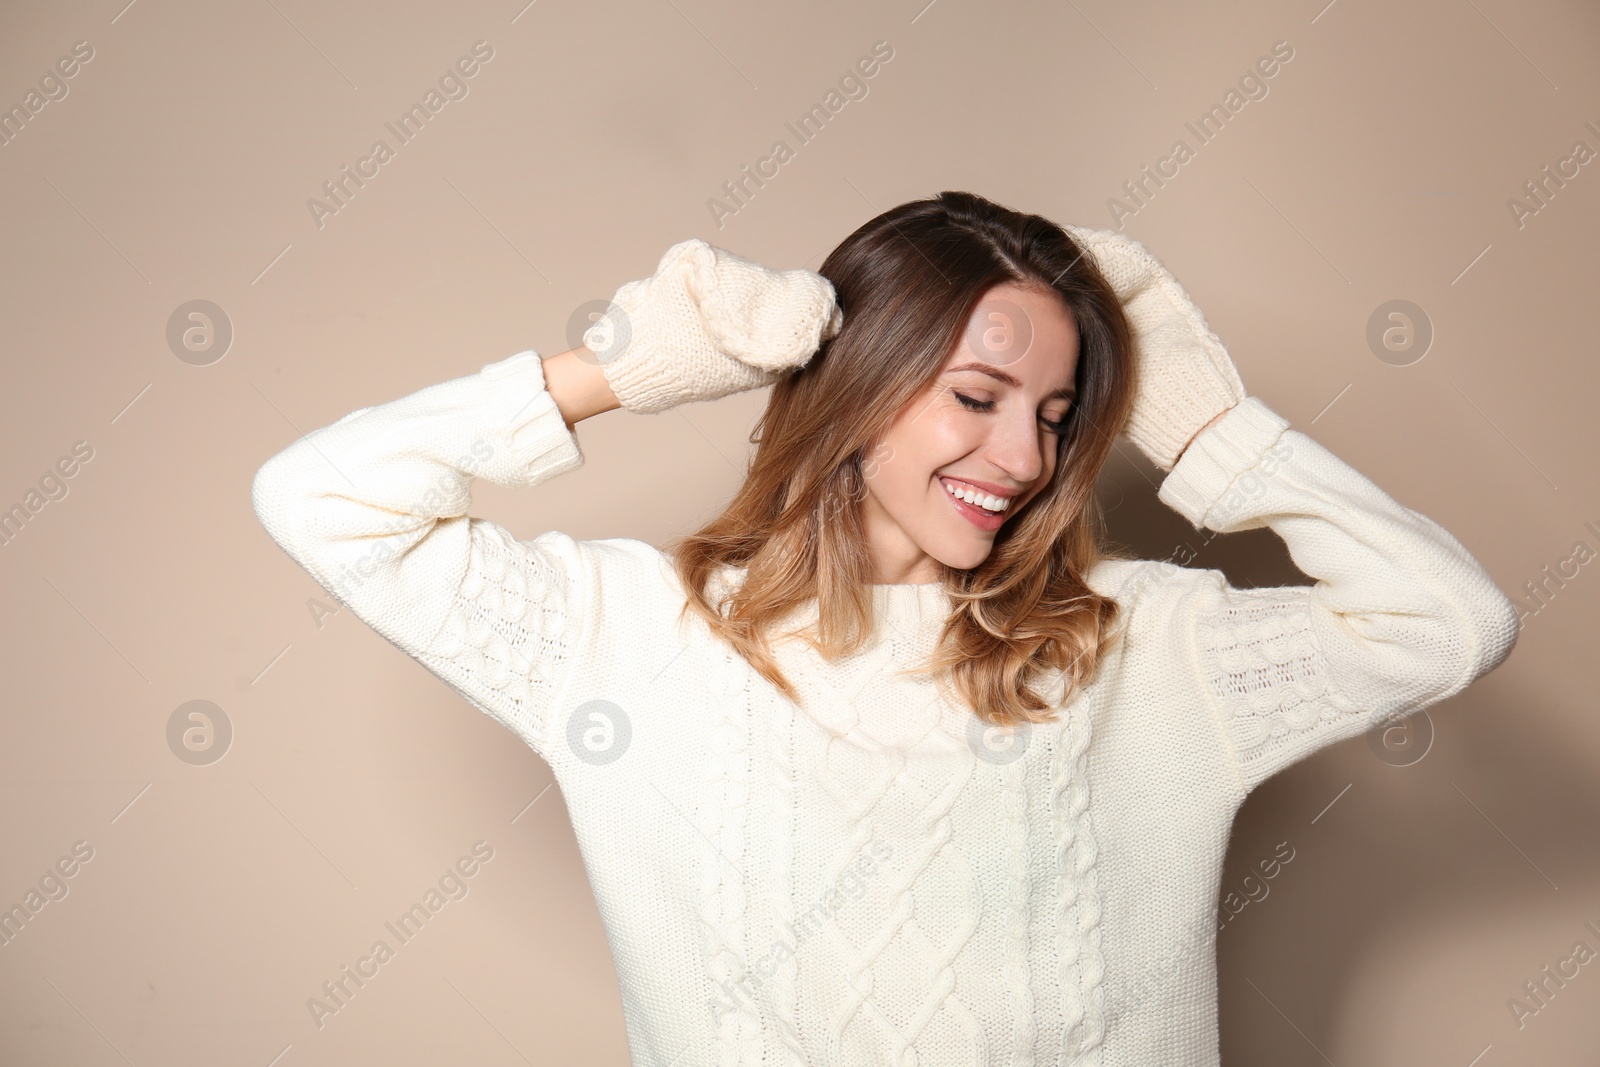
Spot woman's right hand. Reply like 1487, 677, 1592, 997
582, 238, 844, 415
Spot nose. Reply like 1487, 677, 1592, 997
982, 407, 1047, 487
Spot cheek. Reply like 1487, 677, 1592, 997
867, 444, 928, 511
887, 402, 975, 459
870, 394, 991, 510
868, 438, 932, 512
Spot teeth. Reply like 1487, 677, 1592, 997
943, 479, 1010, 513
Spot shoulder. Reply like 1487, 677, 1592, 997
528, 532, 680, 595
1088, 555, 1326, 665
534, 533, 755, 618
1085, 556, 1219, 609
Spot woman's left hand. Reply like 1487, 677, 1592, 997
1063, 224, 1247, 472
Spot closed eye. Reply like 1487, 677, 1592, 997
954, 391, 1072, 435
953, 391, 996, 413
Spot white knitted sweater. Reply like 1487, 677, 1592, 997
252, 350, 1519, 1067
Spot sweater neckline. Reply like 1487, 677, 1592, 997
710, 565, 953, 632
711, 561, 1143, 633
866, 581, 952, 631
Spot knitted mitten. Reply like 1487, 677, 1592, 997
1063, 224, 1246, 472
582, 238, 844, 415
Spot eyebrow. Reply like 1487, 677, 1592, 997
946, 361, 1077, 401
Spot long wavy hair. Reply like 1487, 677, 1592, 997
666, 190, 1141, 727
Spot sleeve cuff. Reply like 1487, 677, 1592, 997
479, 350, 586, 487
1156, 395, 1290, 529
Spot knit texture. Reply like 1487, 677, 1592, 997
252, 351, 1521, 1066
584, 238, 845, 414
1063, 224, 1247, 472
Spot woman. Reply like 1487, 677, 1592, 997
252, 190, 1519, 1065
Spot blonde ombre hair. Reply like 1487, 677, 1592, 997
667, 191, 1140, 728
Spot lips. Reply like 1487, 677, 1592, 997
938, 475, 1023, 500
940, 476, 1010, 531
938, 476, 1019, 512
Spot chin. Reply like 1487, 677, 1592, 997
924, 537, 994, 572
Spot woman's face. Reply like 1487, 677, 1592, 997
861, 281, 1080, 585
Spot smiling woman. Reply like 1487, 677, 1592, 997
252, 189, 1518, 1066
670, 192, 1141, 726
863, 282, 1084, 572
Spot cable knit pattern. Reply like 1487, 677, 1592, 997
765, 694, 809, 1067
1159, 395, 1521, 794
416, 520, 578, 754
999, 753, 1036, 1066
1194, 586, 1346, 756
252, 351, 1520, 1067
1050, 686, 1108, 1064
702, 635, 759, 1066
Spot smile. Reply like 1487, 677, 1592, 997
938, 476, 1014, 532
939, 476, 1012, 513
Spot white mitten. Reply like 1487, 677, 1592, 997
1064, 224, 1246, 471
582, 238, 844, 415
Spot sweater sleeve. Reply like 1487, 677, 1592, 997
1156, 396, 1522, 795
250, 350, 590, 761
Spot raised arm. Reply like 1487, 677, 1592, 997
250, 238, 842, 762
251, 349, 613, 759
1063, 222, 1518, 794
1159, 397, 1520, 793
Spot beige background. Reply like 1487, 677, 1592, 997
1, 0, 1597, 1063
